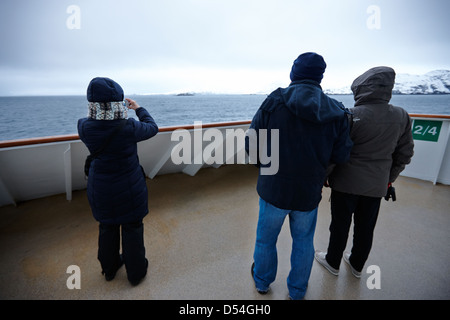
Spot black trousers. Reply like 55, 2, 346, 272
98, 221, 147, 283
325, 190, 381, 272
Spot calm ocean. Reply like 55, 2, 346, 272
0, 94, 449, 141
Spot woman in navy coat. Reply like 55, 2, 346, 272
78, 77, 158, 285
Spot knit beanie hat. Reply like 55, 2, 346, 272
87, 77, 124, 103
86, 77, 127, 120
290, 52, 327, 83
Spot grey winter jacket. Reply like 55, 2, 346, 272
328, 67, 414, 197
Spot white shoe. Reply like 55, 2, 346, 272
314, 251, 339, 276
343, 252, 361, 278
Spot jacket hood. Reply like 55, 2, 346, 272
351, 66, 395, 106
279, 80, 348, 124
87, 77, 124, 103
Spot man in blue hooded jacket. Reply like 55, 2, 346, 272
247, 52, 353, 300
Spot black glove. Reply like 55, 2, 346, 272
384, 183, 396, 201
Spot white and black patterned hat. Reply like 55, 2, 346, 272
88, 102, 128, 120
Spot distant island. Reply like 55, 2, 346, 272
176, 92, 195, 96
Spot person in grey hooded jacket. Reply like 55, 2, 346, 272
315, 66, 414, 278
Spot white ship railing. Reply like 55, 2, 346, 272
0, 121, 251, 207
0, 115, 449, 207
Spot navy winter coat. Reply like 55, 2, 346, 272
78, 107, 158, 224
247, 80, 353, 211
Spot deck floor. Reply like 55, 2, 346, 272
0, 164, 449, 300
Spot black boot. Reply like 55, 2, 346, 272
102, 254, 124, 281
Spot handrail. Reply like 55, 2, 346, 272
157, 120, 252, 132
0, 120, 253, 149
409, 114, 450, 119
1, 115, 450, 149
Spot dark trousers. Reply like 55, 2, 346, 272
98, 221, 147, 283
326, 190, 381, 272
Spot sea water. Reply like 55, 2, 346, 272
0, 94, 448, 141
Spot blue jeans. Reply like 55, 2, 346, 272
253, 198, 318, 300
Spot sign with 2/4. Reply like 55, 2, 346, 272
412, 119, 442, 142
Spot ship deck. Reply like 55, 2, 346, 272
0, 164, 449, 300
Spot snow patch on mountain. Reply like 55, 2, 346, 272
324, 70, 450, 95
393, 70, 450, 94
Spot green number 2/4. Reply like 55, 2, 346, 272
413, 125, 438, 136
412, 120, 442, 142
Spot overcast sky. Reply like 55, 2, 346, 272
0, 0, 449, 96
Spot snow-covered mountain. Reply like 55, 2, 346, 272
324, 70, 450, 95
393, 70, 450, 94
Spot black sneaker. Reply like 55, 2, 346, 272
251, 262, 269, 294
